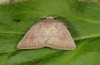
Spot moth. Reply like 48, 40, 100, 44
17, 16, 76, 50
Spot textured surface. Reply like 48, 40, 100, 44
0, 0, 100, 65
17, 17, 76, 50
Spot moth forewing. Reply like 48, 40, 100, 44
43, 19, 76, 50
17, 22, 46, 49
17, 17, 76, 50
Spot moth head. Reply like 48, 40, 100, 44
46, 16, 55, 19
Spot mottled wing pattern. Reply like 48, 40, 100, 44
17, 22, 46, 49
44, 19, 76, 50
17, 17, 76, 50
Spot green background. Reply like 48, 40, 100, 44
0, 0, 100, 65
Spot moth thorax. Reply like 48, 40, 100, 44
46, 16, 54, 19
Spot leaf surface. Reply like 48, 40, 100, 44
0, 0, 100, 65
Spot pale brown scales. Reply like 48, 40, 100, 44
17, 17, 76, 50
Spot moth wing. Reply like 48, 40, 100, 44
17, 22, 46, 49
46, 22, 76, 50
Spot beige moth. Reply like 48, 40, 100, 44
17, 16, 76, 50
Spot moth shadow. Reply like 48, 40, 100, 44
56, 16, 80, 41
